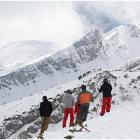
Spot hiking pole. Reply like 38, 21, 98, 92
98, 93, 102, 115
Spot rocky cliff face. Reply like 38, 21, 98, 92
0, 29, 105, 104
127, 24, 140, 37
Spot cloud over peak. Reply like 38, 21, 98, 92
0, 1, 140, 48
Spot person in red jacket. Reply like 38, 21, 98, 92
74, 101, 80, 125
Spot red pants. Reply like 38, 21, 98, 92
63, 108, 74, 128
101, 97, 112, 115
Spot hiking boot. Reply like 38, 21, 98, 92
37, 134, 44, 139
100, 113, 105, 116
69, 123, 74, 127
78, 120, 83, 126
74, 122, 78, 126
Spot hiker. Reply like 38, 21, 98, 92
74, 101, 80, 125
38, 96, 53, 139
78, 85, 93, 123
99, 78, 112, 116
62, 90, 75, 128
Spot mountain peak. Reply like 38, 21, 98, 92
73, 28, 104, 49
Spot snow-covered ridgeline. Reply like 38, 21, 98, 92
0, 40, 61, 73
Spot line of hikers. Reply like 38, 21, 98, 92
38, 78, 112, 139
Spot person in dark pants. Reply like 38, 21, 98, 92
78, 85, 93, 123
38, 96, 53, 139
99, 78, 112, 116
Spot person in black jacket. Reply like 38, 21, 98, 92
99, 78, 112, 116
38, 96, 53, 139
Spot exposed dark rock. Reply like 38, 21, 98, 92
18, 131, 32, 139
0, 128, 4, 139
27, 126, 38, 134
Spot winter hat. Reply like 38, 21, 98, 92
92, 82, 95, 85
103, 78, 108, 83
65, 89, 72, 94
42, 96, 47, 101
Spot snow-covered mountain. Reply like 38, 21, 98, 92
0, 29, 105, 105
0, 23, 140, 138
0, 40, 60, 74
0, 24, 140, 105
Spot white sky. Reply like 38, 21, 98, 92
0, 1, 84, 48
0, 1, 140, 48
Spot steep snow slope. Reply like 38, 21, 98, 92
0, 40, 60, 74
43, 70, 140, 139
1, 68, 140, 139
41, 69, 140, 139
44, 97, 140, 139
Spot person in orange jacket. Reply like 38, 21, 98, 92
78, 85, 93, 122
